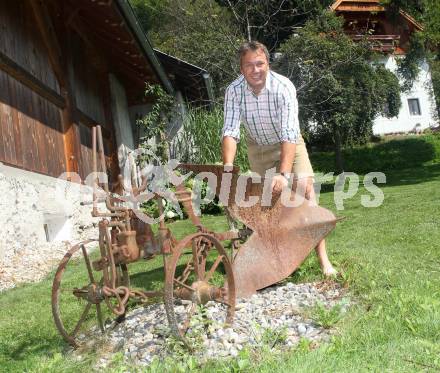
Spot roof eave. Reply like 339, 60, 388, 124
114, 0, 175, 95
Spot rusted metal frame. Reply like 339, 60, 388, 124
0, 51, 65, 108
191, 238, 201, 280
175, 183, 203, 228
163, 232, 236, 339
204, 255, 224, 283
212, 231, 240, 241
51, 239, 99, 347
71, 302, 92, 338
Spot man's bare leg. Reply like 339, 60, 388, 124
299, 177, 337, 276
315, 238, 337, 276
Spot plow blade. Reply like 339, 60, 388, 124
177, 164, 340, 300
229, 186, 338, 299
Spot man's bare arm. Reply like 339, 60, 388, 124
270, 141, 296, 193
222, 136, 237, 165
279, 142, 296, 174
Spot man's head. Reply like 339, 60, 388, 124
239, 41, 270, 94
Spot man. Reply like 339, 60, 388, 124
222, 41, 336, 276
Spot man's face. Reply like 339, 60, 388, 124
240, 49, 269, 93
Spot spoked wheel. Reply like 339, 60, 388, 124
51, 240, 127, 348
164, 232, 236, 340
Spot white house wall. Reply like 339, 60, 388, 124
373, 56, 437, 135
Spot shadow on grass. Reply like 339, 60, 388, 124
311, 137, 438, 176
129, 251, 227, 291
5, 337, 62, 362
383, 162, 440, 187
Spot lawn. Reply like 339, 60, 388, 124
1, 135, 440, 372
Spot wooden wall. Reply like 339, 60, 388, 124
0, 1, 66, 176
0, 69, 66, 176
0, 1, 118, 181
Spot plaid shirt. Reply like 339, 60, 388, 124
222, 70, 300, 145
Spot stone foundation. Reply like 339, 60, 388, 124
0, 163, 101, 291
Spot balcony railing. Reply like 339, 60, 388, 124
350, 34, 401, 52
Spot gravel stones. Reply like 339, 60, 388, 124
95, 281, 347, 367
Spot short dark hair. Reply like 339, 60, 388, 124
238, 41, 270, 65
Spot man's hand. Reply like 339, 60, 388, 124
271, 174, 289, 193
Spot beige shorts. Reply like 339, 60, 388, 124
247, 135, 314, 179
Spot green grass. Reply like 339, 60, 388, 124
1, 135, 440, 372
311, 133, 440, 174
0, 216, 228, 372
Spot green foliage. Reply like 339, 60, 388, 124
397, 32, 427, 92
173, 105, 249, 171
137, 83, 176, 163
132, 0, 242, 94
310, 302, 345, 329
276, 11, 401, 169
259, 326, 288, 348
216, 0, 333, 49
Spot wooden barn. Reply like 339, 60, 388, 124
0, 0, 211, 253
0, 0, 212, 182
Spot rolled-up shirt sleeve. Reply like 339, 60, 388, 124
222, 85, 241, 142
279, 83, 300, 144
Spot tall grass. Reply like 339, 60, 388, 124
171, 106, 249, 171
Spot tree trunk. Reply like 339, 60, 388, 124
333, 124, 344, 173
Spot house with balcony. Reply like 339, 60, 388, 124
331, 0, 438, 134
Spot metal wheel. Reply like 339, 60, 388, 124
164, 232, 236, 339
51, 240, 127, 348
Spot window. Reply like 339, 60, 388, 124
408, 98, 421, 116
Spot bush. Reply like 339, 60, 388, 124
171, 106, 249, 172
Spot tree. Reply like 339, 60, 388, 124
217, 0, 333, 49
383, 0, 440, 118
130, 0, 334, 96
131, 0, 244, 97
275, 12, 401, 172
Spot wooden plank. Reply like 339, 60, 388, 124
0, 71, 8, 163
48, 99, 61, 176
34, 92, 48, 175
9, 76, 23, 166
337, 5, 385, 11
101, 72, 120, 179
52, 105, 67, 175
26, 84, 39, 173
44, 99, 63, 175
0, 50, 65, 108
29, 0, 66, 88
1, 72, 17, 166
75, 108, 112, 139
18, 82, 34, 171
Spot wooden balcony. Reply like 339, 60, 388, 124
350, 34, 400, 52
